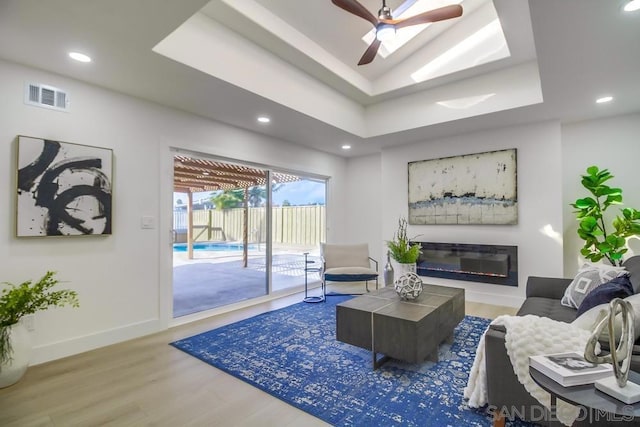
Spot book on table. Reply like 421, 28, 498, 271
529, 352, 613, 387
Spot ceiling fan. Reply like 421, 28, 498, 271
331, 0, 463, 65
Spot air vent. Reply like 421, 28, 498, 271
24, 82, 69, 112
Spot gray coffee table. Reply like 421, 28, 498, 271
336, 285, 465, 369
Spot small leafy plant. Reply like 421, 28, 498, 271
0, 271, 79, 367
571, 166, 640, 266
387, 217, 422, 263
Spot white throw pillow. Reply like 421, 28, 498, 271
561, 263, 628, 309
572, 293, 640, 342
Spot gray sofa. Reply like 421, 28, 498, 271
485, 255, 640, 426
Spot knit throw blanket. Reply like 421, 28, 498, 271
464, 315, 595, 426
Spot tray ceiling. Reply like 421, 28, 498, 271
0, 0, 638, 156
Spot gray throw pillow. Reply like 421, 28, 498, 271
561, 263, 628, 309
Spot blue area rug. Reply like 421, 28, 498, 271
171, 296, 530, 426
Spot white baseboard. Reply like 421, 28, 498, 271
416, 276, 526, 308
30, 318, 162, 366
28, 286, 524, 366
464, 290, 525, 308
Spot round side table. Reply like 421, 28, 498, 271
303, 252, 324, 303
529, 366, 640, 426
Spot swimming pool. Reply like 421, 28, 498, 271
173, 242, 257, 252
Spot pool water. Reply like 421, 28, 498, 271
173, 242, 257, 252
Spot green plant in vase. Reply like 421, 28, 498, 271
571, 166, 640, 266
0, 271, 79, 368
387, 217, 422, 264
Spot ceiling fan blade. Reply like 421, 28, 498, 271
358, 38, 382, 66
384, 4, 463, 29
331, 0, 379, 27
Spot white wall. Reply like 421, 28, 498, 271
154, 13, 367, 136
561, 113, 640, 276
344, 154, 383, 264
0, 59, 348, 365
374, 121, 564, 307
6, 53, 636, 366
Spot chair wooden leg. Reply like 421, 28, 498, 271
493, 412, 506, 427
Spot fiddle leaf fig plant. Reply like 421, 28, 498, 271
571, 166, 640, 266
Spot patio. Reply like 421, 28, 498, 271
173, 252, 322, 317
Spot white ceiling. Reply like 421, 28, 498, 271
198, 0, 525, 101
0, 0, 638, 157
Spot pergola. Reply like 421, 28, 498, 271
173, 155, 299, 266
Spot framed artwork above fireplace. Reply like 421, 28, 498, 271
408, 148, 517, 225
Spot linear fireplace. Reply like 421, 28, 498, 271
412, 242, 518, 286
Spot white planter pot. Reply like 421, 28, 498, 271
394, 262, 417, 276
0, 321, 32, 388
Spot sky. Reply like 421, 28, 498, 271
174, 179, 326, 207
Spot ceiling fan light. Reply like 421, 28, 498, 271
376, 24, 396, 42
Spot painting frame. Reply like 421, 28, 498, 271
408, 148, 517, 225
16, 135, 113, 237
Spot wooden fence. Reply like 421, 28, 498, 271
173, 205, 326, 245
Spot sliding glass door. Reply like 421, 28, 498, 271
171, 152, 327, 317
172, 155, 268, 317
270, 174, 326, 293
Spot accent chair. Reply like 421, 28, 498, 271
321, 243, 379, 294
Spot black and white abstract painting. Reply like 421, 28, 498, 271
408, 149, 517, 225
16, 136, 113, 236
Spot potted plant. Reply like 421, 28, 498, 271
571, 166, 640, 266
0, 271, 78, 388
387, 217, 422, 275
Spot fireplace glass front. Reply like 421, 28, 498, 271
413, 242, 518, 286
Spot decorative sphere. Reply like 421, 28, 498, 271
394, 272, 423, 300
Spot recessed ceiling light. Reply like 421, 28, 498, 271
68, 52, 92, 63
257, 116, 270, 123
341, 144, 351, 150
624, 0, 640, 12
202, 172, 209, 176
596, 96, 613, 104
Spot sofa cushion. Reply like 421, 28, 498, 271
517, 297, 577, 323
573, 293, 640, 342
623, 255, 640, 293
324, 266, 378, 282
576, 275, 634, 316
561, 263, 627, 309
